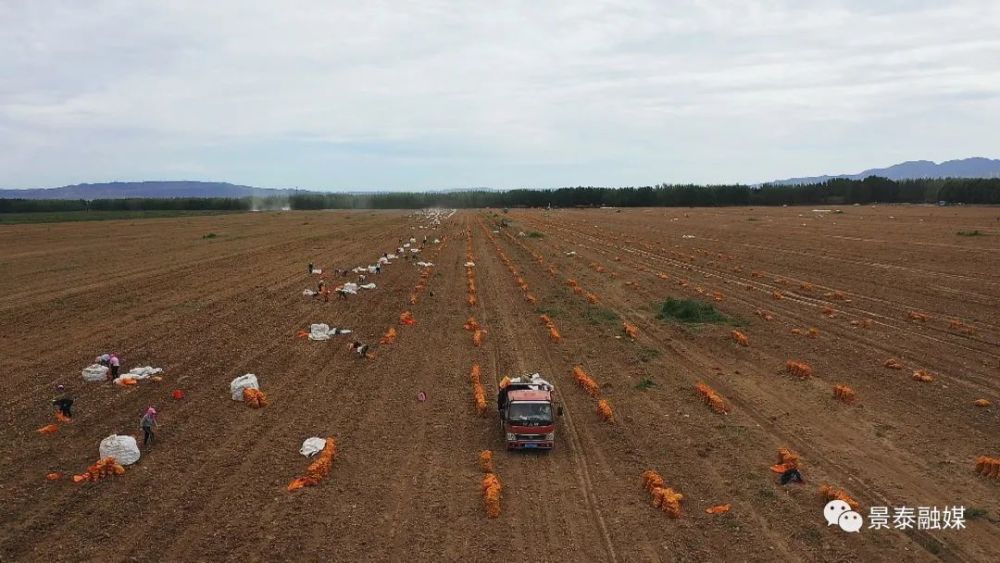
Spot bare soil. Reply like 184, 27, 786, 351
1, 206, 996, 562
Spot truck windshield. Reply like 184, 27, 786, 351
508, 402, 553, 425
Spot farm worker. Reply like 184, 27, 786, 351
96, 353, 111, 367
348, 341, 370, 358
139, 407, 159, 446
308, 262, 314, 274
375, 264, 381, 274
317, 279, 326, 295
108, 354, 121, 380
779, 467, 804, 485
52, 385, 74, 418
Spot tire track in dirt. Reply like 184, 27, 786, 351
472, 219, 620, 562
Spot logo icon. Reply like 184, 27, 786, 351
825, 500, 863, 533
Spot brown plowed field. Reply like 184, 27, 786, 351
0, 207, 996, 562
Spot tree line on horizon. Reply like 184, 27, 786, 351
2, 176, 998, 213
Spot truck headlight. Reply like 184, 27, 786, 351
545, 432, 555, 441
506, 433, 516, 441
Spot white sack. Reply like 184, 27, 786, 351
230, 374, 259, 401
309, 323, 333, 341
99, 434, 141, 466
300, 437, 327, 458
82, 364, 109, 382
116, 366, 162, 381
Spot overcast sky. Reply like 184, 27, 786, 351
2, 0, 999, 190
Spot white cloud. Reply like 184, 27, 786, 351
1, 0, 998, 188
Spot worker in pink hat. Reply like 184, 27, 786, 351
139, 407, 159, 447
108, 354, 121, 381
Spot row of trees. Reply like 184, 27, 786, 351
2, 177, 998, 213
289, 177, 1000, 208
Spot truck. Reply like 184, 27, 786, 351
497, 373, 562, 450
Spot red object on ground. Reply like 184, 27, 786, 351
172, 389, 185, 400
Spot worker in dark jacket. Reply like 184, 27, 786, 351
52, 385, 74, 418
348, 341, 370, 358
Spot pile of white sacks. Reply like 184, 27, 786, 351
307, 324, 352, 341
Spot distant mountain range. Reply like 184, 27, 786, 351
772, 157, 1000, 185
0, 181, 306, 200
0, 181, 492, 199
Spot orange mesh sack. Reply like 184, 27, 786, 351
974, 456, 1000, 479
786, 361, 812, 379
482, 473, 502, 518
463, 317, 481, 331
379, 327, 397, 345
819, 484, 859, 510
596, 400, 614, 423
73, 457, 126, 484
288, 437, 336, 491
572, 366, 600, 397
771, 448, 800, 473
243, 388, 268, 408
623, 322, 639, 339
694, 383, 728, 414
832, 385, 857, 404
479, 450, 494, 473
731, 330, 749, 347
